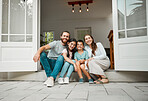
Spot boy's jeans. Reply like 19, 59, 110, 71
40, 52, 64, 79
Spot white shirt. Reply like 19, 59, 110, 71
84, 42, 109, 60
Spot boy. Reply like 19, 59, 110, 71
74, 40, 93, 84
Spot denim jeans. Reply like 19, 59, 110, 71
59, 60, 76, 78
40, 52, 64, 79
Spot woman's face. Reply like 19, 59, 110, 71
85, 35, 93, 45
68, 41, 76, 51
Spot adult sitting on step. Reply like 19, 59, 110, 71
33, 31, 70, 87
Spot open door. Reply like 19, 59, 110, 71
0, 0, 38, 72
112, 0, 148, 71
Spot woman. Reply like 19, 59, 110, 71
84, 34, 110, 84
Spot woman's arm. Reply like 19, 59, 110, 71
93, 43, 107, 59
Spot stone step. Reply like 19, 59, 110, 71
0, 70, 148, 82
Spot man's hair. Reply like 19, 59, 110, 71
61, 31, 70, 38
77, 40, 84, 46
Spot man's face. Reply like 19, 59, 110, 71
60, 32, 70, 44
77, 42, 84, 50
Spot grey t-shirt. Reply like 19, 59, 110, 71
47, 40, 66, 59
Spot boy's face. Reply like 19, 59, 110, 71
77, 42, 84, 50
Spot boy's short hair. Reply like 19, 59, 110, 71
77, 40, 84, 46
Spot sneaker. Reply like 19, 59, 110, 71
46, 78, 54, 87
89, 79, 94, 84
58, 78, 64, 85
64, 77, 69, 84
43, 79, 48, 85
79, 78, 84, 83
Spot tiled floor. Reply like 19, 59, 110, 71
0, 81, 147, 101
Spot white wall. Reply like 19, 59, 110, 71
41, 0, 112, 48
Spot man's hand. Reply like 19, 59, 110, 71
33, 53, 40, 62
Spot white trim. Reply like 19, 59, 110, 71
124, 0, 127, 38
8, 0, 10, 42
146, 0, 148, 36
25, 0, 27, 42
112, 0, 118, 71
119, 27, 147, 32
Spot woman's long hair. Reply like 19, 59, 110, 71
66, 38, 77, 59
84, 34, 97, 55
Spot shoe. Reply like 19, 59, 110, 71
58, 78, 64, 85
89, 79, 94, 84
64, 77, 69, 84
46, 78, 54, 87
43, 79, 48, 85
79, 78, 84, 83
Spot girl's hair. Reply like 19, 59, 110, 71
84, 34, 97, 55
66, 38, 77, 59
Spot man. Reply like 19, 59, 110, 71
33, 31, 70, 87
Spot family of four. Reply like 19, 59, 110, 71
33, 31, 110, 87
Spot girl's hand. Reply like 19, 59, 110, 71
74, 64, 77, 72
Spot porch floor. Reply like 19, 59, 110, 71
0, 81, 148, 101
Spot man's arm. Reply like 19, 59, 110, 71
33, 44, 51, 62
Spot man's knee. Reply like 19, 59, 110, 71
57, 55, 64, 61
40, 52, 47, 59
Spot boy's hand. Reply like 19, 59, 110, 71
79, 59, 85, 64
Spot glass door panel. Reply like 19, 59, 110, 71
118, 0, 125, 30
126, 0, 146, 29
26, 0, 33, 34
2, 0, 8, 34
10, 0, 25, 34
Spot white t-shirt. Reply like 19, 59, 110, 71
62, 49, 73, 59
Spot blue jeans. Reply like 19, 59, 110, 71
40, 52, 64, 79
59, 60, 76, 78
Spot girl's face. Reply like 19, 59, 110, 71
85, 35, 93, 45
68, 41, 76, 51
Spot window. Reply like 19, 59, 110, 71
74, 27, 91, 41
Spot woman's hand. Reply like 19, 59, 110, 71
33, 53, 40, 62
87, 57, 94, 61
79, 59, 85, 64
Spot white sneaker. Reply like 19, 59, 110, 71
46, 78, 54, 87
43, 78, 49, 85
64, 77, 69, 84
58, 78, 64, 84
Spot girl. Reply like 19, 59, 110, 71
84, 34, 110, 84
58, 38, 77, 84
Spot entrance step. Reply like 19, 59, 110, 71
0, 70, 148, 82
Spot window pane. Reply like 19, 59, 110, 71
118, 0, 125, 30
126, 0, 146, 29
10, 35, 25, 42
26, 35, 32, 42
10, 0, 25, 34
1, 35, 8, 42
26, 0, 33, 34
118, 31, 125, 39
2, 0, 8, 34
127, 28, 147, 38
